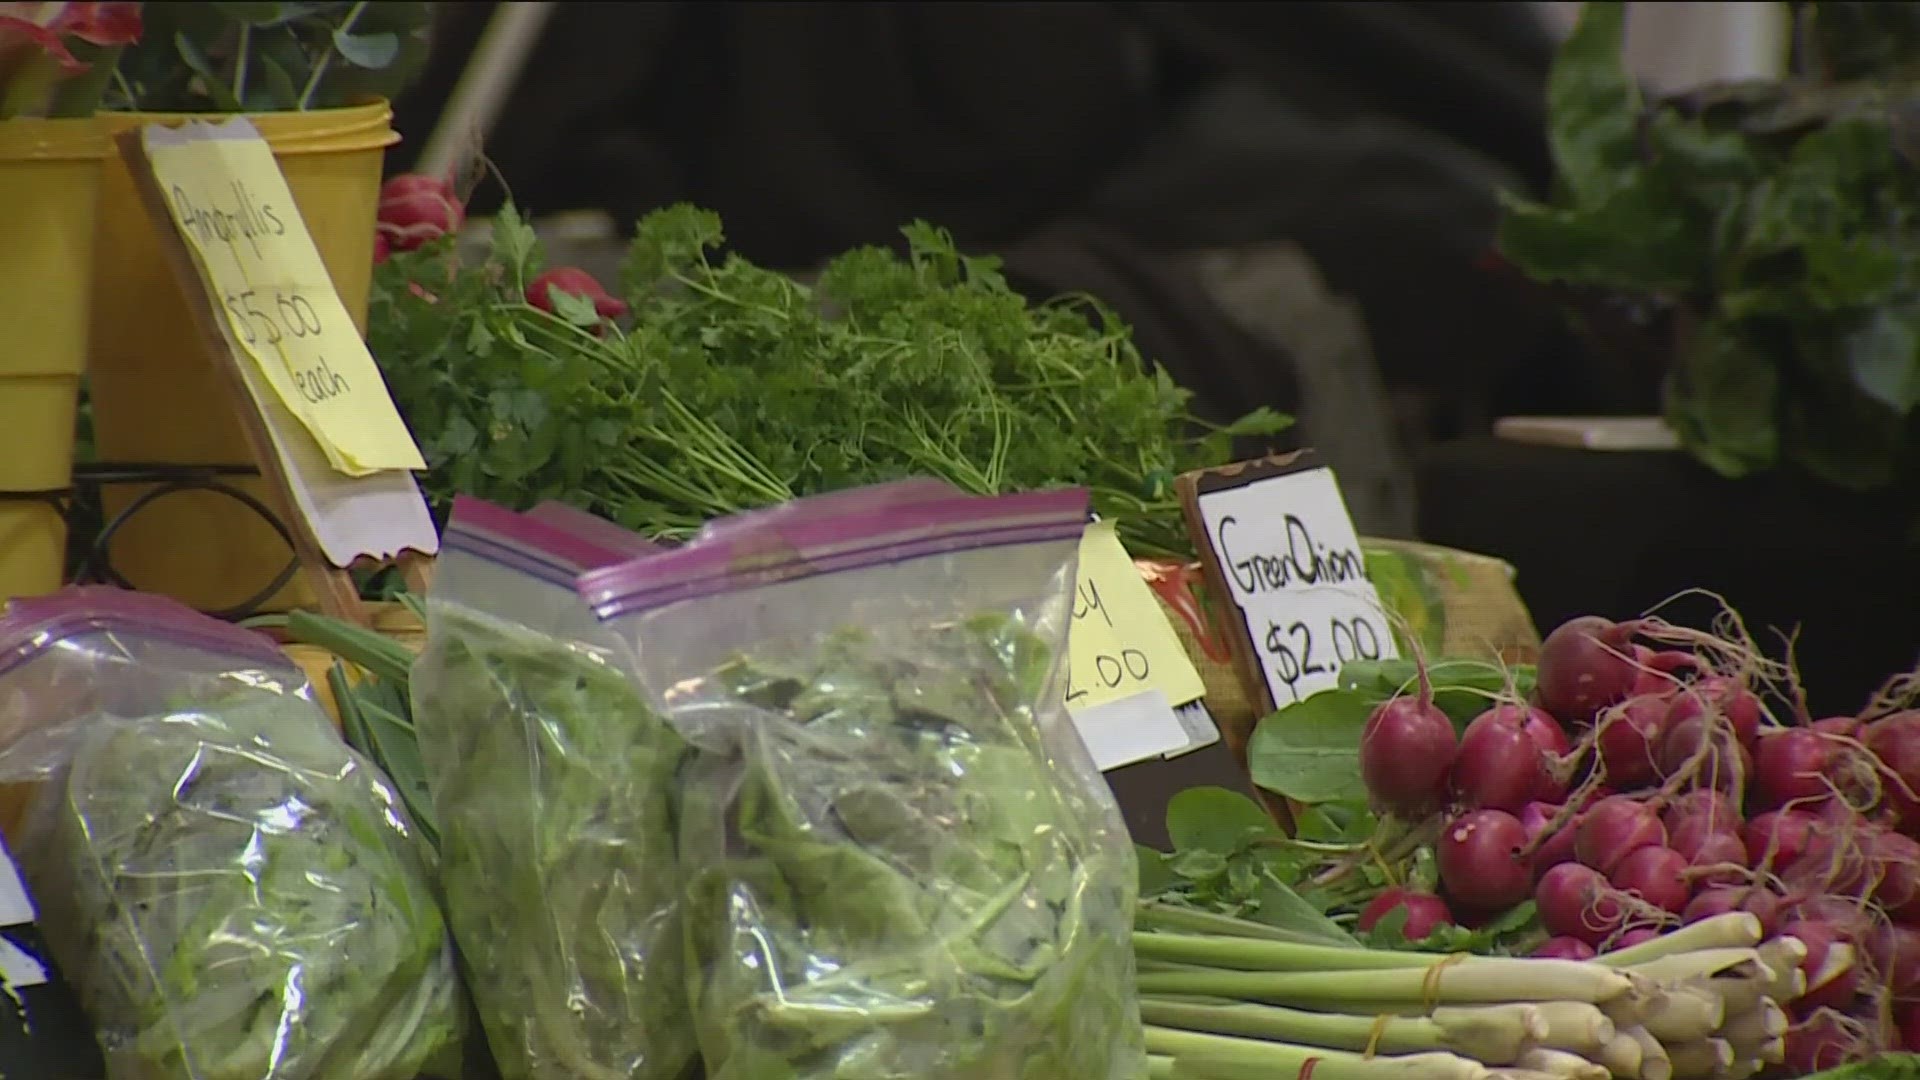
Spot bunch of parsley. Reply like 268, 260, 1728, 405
369, 206, 1289, 558
1498, 1, 1920, 494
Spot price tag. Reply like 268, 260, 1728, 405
1066, 521, 1207, 711
1190, 463, 1398, 706
141, 118, 425, 477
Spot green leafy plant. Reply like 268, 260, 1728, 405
105, 1, 429, 112
1498, 0, 1920, 493
369, 204, 1291, 558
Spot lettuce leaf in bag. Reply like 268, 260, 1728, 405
673, 613, 1140, 1080
19, 692, 462, 1080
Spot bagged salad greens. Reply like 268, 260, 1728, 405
0, 588, 462, 1080
577, 485, 1145, 1080
410, 497, 693, 1080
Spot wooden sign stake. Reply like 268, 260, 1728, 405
111, 128, 432, 627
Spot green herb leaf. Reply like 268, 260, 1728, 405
331, 28, 399, 69
1544, 0, 1642, 204
1665, 320, 1780, 477
1165, 786, 1281, 855
1251, 873, 1360, 947
1847, 304, 1920, 414
1246, 691, 1374, 805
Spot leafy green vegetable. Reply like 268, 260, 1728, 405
18, 693, 463, 1080
370, 205, 1290, 557
1357, 900, 1544, 957
1797, 1053, 1920, 1080
658, 614, 1142, 1080
1498, 0, 1920, 495
1140, 787, 1360, 947
1244, 693, 1374, 805
407, 602, 694, 1080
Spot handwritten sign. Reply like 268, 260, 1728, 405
1190, 462, 1397, 707
1066, 521, 1207, 711
142, 119, 424, 477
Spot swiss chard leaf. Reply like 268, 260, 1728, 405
1544, 0, 1643, 205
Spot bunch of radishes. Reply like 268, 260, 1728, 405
1355, 612, 1920, 1070
371, 173, 628, 325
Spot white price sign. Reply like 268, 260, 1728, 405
1193, 464, 1397, 706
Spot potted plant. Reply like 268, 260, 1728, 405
1497, 1, 1920, 502
0, 2, 141, 601
83, 1, 431, 615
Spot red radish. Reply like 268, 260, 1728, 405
1576, 796, 1667, 875
1869, 830, 1920, 918
1359, 685, 1458, 816
1611, 927, 1662, 950
1684, 887, 1782, 933
1813, 715, 1862, 738
1594, 695, 1672, 790
1536, 616, 1642, 724
1753, 727, 1842, 810
1608, 845, 1691, 914
1536, 862, 1628, 947
1745, 809, 1820, 869
1899, 1002, 1920, 1052
1789, 822, 1871, 897
1356, 887, 1454, 942
1517, 706, 1572, 757
1783, 896, 1874, 943
1663, 789, 1740, 834
1864, 711, 1920, 831
1663, 675, 1764, 746
1782, 919, 1862, 1011
1531, 936, 1597, 960
377, 173, 465, 250
373, 230, 391, 265
1631, 648, 1697, 695
1868, 923, 1920, 993
1667, 818, 1748, 886
1454, 706, 1554, 811
527, 267, 631, 322
1437, 809, 1533, 916
1784, 1011, 1860, 1074
1657, 714, 1751, 795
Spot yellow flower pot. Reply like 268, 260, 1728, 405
0, 116, 106, 604
85, 102, 397, 614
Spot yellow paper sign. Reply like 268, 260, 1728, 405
143, 120, 425, 477
1066, 521, 1207, 710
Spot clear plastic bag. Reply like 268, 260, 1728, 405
0, 588, 464, 1080
578, 486, 1146, 1080
409, 498, 693, 1080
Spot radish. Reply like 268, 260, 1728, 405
1899, 1002, 1920, 1052
1536, 862, 1628, 947
1869, 830, 1920, 919
377, 173, 465, 251
1437, 809, 1533, 917
1868, 923, 1920, 993
1782, 920, 1862, 1011
1608, 845, 1690, 914
1611, 927, 1662, 950
1531, 936, 1597, 960
1359, 681, 1458, 816
1684, 886, 1782, 933
1575, 796, 1667, 875
527, 267, 631, 322
1813, 715, 1863, 738
1453, 706, 1554, 811
1783, 895, 1874, 943
1536, 616, 1642, 724
373, 230, 391, 265
1594, 695, 1671, 790
1864, 711, 1920, 832
1524, 802, 1582, 879
1663, 675, 1764, 746
1663, 789, 1740, 834
1784, 1011, 1862, 1074
1753, 727, 1841, 810
1517, 706, 1572, 758
1667, 817, 1748, 887
1356, 887, 1454, 942
1656, 713, 1751, 796
1789, 820, 1871, 897
1744, 809, 1820, 869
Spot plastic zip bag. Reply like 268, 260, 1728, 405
577, 485, 1146, 1080
410, 497, 693, 1080
0, 588, 463, 1080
